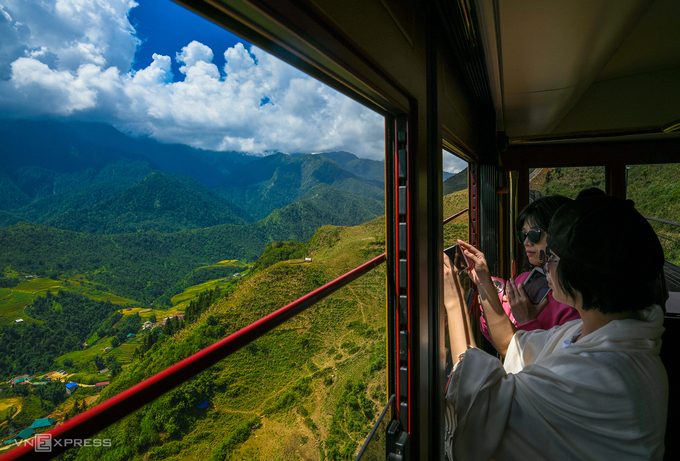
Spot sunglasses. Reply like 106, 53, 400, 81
518, 229, 543, 244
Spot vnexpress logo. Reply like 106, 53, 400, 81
34, 434, 52, 452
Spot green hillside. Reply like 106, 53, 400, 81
531, 166, 605, 199
46, 173, 253, 234
0, 273, 135, 326
443, 189, 469, 249
68, 217, 387, 461
0, 184, 383, 304
318, 151, 385, 185
626, 164, 680, 265
220, 153, 384, 221
443, 168, 467, 195
532, 164, 680, 264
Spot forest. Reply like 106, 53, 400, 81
0, 292, 118, 377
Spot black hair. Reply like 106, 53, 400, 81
553, 250, 658, 314
575, 187, 605, 200
548, 196, 664, 314
516, 195, 571, 270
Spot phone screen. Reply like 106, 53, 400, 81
444, 244, 469, 272
523, 268, 551, 304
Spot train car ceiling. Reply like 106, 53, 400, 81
475, 0, 680, 142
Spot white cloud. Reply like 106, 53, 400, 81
443, 150, 468, 174
0, 0, 385, 160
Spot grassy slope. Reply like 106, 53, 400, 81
626, 164, 680, 265
443, 189, 470, 248
532, 164, 680, 264
0, 275, 136, 326
71, 217, 387, 461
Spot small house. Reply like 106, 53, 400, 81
14, 319, 23, 323
16, 428, 35, 440
95, 381, 110, 391
30, 418, 55, 429
98, 368, 109, 374
65, 382, 78, 395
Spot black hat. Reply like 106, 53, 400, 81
547, 196, 664, 284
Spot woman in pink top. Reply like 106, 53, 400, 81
479, 195, 580, 348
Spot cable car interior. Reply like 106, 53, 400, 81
3, 0, 678, 460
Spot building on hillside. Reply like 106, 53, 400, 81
15, 428, 35, 440
30, 418, 55, 429
142, 321, 154, 330
14, 319, 23, 323
98, 368, 109, 374
305, 258, 312, 262
65, 382, 78, 395
103, 347, 112, 352
95, 381, 110, 391
12, 375, 29, 384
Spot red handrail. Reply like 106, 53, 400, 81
443, 208, 468, 225
1, 253, 387, 461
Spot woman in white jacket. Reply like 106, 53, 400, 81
444, 195, 668, 460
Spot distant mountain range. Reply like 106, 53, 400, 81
0, 119, 385, 234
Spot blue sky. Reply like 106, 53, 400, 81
0, 0, 465, 172
129, 0, 242, 81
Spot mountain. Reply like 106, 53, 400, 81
0, 119, 257, 225
69, 216, 387, 461
0, 119, 255, 188
0, 121, 386, 232
443, 167, 468, 195
0, 184, 383, 303
46, 172, 252, 234
219, 152, 384, 221
317, 151, 385, 184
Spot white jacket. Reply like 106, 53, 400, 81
446, 305, 668, 461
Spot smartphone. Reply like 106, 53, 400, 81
523, 267, 551, 304
444, 244, 469, 272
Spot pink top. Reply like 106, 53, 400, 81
479, 271, 580, 346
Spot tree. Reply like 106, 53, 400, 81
93, 355, 105, 371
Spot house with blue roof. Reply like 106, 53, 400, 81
65, 382, 78, 395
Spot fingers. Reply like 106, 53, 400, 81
456, 240, 483, 266
506, 280, 526, 303
535, 295, 550, 314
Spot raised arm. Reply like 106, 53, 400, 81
443, 254, 476, 360
457, 240, 517, 356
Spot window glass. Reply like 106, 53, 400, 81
529, 166, 605, 199
626, 163, 680, 265
0, 0, 387, 458
443, 149, 469, 248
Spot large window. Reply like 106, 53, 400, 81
0, 0, 387, 458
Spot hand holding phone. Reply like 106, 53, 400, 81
444, 244, 470, 273
522, 267, 551, 305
